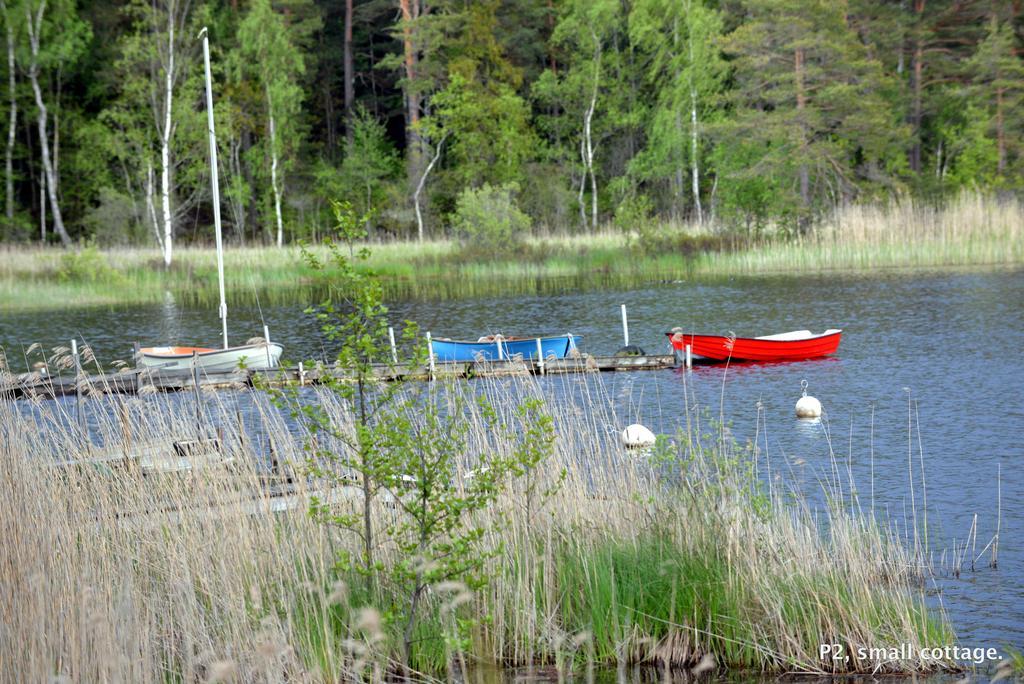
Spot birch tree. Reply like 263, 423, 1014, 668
238, 0, 304, 247
0, 0, 17, 229
23, 0, 86, 246
541, 0, 622, 231
629, 0, 725, 222
103, 0, 199, 263
153, 0, 192, 264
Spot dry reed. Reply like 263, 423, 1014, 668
0, 368, 958, 681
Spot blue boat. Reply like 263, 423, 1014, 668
430, 334, 582, 362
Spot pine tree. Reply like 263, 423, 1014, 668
964, 17, 1024, 183
720, 0, 904, 228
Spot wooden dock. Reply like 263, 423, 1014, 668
1, 353, 678, 401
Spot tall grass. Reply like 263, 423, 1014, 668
1, 192, 1021, 311
0, 364, 958, 680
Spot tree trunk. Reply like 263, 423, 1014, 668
581, 37, 600, 231
343, 0, 354, 144
25, 0, 71, 247
146, 161, 163, 251
2, 1, 15, 226
39, 170, 45, 241
687, 12, 702, 225
413, 134, 444, 242
995, 86, 1005, 175
399, 0, 422, 195
159, 6, 175, 266
794, 47, 810, 210
689, 94, 702, 224
909, 0, 925, 173
267, 93, 284, 247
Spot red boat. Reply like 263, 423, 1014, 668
666, 329, 842, 362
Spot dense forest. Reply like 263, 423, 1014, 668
0, 0, 1021, 259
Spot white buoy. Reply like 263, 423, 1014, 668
621, 423, 657, 449
795, 379, 822, 418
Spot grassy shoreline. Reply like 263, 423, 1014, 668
2, 193, 1021, 311
0, 369, 961, 680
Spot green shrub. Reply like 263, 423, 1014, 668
57, 241, 124, 284
451, 183, 531, 250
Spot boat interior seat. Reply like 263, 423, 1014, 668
755, 330, 813, 341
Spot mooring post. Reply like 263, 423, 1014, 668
535, 338, 545, 375
388, 326, 398, 365
425, 332, 436, 379
269, 435, 280, 477
132, 342, 143, 393
620, 304, 629, 347
298, 361, 306, 386
263, 324, 273, 368
71, 338, 85, 437
192, 351, 203, 427
236, 407, 246, 455
685, 344, 692, 369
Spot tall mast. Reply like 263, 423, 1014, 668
200, 27, 228, 349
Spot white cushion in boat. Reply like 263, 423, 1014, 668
754, 329, 841, 341
755, 330, 813, 341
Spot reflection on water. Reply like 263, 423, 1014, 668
160, 289, 182, 343
2, 268, 1023, 656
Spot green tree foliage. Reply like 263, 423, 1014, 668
0, 0, 1021, 246
339, 105, 399, 224
421, 1, 535, 193
962, 18, 1024, 185
629, 0, 725, 221
720, 0, 907, 230
237, 0, 307, 246
535, 0, 633, 230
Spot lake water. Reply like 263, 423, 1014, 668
2, 267, 1022, 665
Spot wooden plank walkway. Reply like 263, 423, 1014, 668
1, 354, 678, 401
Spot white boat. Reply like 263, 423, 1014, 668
138, 30, 283, 374
138, 342, 283, 372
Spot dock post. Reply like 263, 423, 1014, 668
388, 326, 398, 364
236, 408, 246, 455
71, 339, 85, 437
685, 344, 692, 369
192, 351, 203, 427
298, 361, 306, 386
535, 338, 545, 375
426, 332, 435, 379
133, 342, 143, 393
263, 324, 273, 368
620, 304, 629, 347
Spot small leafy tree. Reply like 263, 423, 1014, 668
340, 106, 400, 227
295, 199, 419, 577
380, 392, 555, 666
279, 199, 557, 671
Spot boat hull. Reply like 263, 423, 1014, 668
666, 330, 841, 362
431, 335, 581, 362
139, 343, 283, 372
